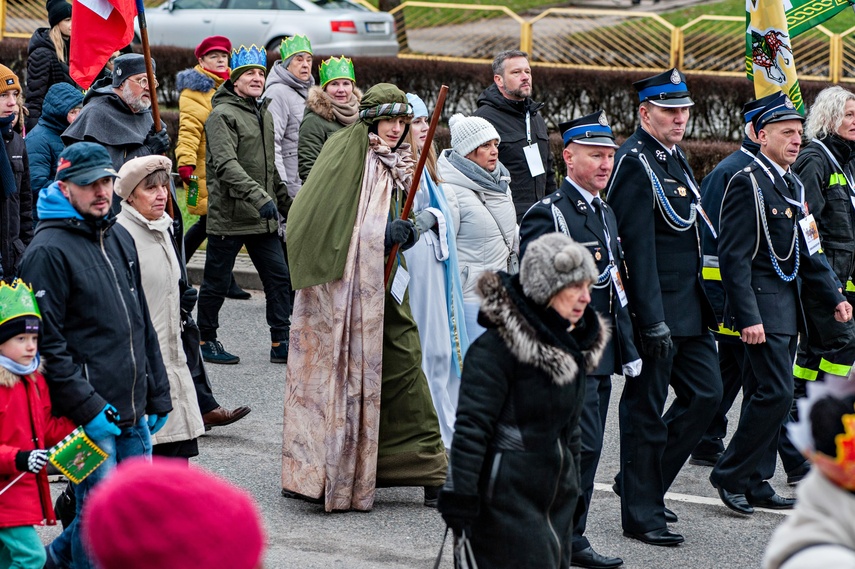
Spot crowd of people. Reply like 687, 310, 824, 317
3, 2, 855, 566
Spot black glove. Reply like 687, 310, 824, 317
414, 210, 437, 236
258, 201, 278, 220
639, 321, 673, 359
15, 449, 49, 474
144, 126, 170, 156
180, 286, 198, 313
384, 219, 417, 255
437, 490, 479, 538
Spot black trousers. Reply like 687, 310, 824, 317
198, 232, 292, 342
184, 215, 208, 261
572, 374, 611, 553
795, 287, 855, 378
618, 332, 722, 533
710, 333, 797, 500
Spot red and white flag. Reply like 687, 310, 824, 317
69, 0, 137, 89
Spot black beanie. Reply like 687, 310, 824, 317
0, 316, 40, 346
47, 0, 72, 28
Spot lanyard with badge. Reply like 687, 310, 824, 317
753, 156, 820, 255
597, 211, 629, 308
522, 112, 545, 177
813, 138, 855, 213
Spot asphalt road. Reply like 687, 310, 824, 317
41, 293, 794, 568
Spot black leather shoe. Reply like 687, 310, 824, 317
715, 486, 754, 515
787, 462, 810, 486
622, 528, 684, 547
613, 482, 677, 523
747, 493, 795, 510
689, 453, 722, 467
571, 546, 623, 568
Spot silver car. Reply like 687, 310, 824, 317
137, 0, 398, 57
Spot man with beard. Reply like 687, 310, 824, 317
62, 54, 169, 187
474, 50, 556, 221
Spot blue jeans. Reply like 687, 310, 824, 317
47, 417, 152, 569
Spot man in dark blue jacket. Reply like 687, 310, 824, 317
20, 142, 171, 569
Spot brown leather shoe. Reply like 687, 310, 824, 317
203, 406, 251, 431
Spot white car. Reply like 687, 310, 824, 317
137, 0, 398, 57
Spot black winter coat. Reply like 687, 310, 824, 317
25, 28, 77, 131
2, 130, 33, 278
439, 272, 608, 569
19, 212, 172, 428
474, 84, 556, 221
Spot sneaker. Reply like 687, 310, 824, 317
226, 280, 252, 300
271, 340, 289, 364
201, 340, 240, 365
424, 485, 442, 508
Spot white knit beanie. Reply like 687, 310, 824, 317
449, 113, 501, 156
520, 233, 598, 306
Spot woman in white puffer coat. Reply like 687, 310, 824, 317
437, 113, 518, 339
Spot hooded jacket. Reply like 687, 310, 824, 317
2, 127, 33, 278
26, 83, 84, 206
298, 86, 363, 182
25, 27, 76, 131
18, 182, 172, 428
175, 65, 225, 216
439, 271, 608, 569
0, 369, 75, 528
264, 61, 313, 198
473, 83, 556, 221
205, 82, 290, 236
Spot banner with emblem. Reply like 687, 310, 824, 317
787, 0, 854, 37
745, 0, 804, 113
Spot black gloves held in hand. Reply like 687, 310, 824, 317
437, 490, 480, 538
639, 321, 673, 359
180, 287, 198, 313
15, 449, 49, 474
144, 126, 170, 156
258, 201, 279, 220
384, 219, 417, 255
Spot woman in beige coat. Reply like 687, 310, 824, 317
116, 156, 205, 459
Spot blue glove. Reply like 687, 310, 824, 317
83, 404, 121, 441
147, 413, 168, 434
258, 201, 278, 220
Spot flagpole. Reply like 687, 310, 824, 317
135, 0, 162, 133
0, 473, 25, 497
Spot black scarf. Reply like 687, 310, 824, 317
0, 114, 17, 197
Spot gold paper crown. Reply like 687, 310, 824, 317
0, 279, 41, 326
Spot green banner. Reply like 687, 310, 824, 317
787, 0, 854, 37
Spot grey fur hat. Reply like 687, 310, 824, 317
520, 233, 598, 306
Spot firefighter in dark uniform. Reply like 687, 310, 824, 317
606, 69, 722, 547
791, 86, 855, 386
520, 111, 640, 569
710, 92, 852, 515
692, 94, 809, 484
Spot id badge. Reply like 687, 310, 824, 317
391, 265, 410, 304
523, 144, 545, 177
799, 214, 822, 256
610, 265, 628, 307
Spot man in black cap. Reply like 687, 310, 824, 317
691, 93, 808, 486
606, 68, 722, 546
474, 49, 556, 221
710, 92, 852, 514
520, 110, 639, 569
62, 53, 169, 174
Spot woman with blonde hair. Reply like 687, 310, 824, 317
25, 0, 76, 131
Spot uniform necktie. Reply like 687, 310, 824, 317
592, 196, 602, 215
783, 172, 797, 199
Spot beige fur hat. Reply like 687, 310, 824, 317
114, 155, 172, 200
520, 233, 598, 306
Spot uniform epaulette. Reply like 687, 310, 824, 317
540, 191, 563, 205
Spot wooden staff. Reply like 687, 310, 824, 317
135, 0, 161, 133
384, 84, 449, 284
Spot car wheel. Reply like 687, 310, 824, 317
266, 36, 292, 53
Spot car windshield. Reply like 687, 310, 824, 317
310, 0, 367, 10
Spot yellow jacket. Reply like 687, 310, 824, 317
175, 65, 225, 215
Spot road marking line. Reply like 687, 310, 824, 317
593, 483, 793, 516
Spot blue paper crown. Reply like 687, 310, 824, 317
230, 44, 267, 73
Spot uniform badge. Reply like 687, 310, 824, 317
631, 148, 638, 153
772, 208, 778, 215
542, 197, 551, 204
784, 98, 795, 109
785, 208, 792, 218
670, 69, 681, 85
598, 111, 609, 127
576, 199, 587, 211
655, 150, 667, 162
594, 250, 602, 261
677, 186, 687, 197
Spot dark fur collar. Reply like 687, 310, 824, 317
176, 66, 217, 93
477, 272, 610, 385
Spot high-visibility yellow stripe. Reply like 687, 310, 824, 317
819, 358, 852, 377
847, 280, 855, 293
714, 324, 740, 336
703, 267, 722, 281
830, 173, 848, 187
793, 364, 819, 381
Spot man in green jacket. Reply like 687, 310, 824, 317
198, 45, 292, 365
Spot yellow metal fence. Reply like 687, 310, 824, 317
3, 0, 855, 82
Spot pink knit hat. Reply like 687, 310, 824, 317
82, 457, 265, 569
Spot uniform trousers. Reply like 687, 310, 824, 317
796, 287, 855, 378
710, 334, 797, 500
572, 374, 611, 553
618, 333, 721, 533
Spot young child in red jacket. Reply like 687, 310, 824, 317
0, 279, 74, 569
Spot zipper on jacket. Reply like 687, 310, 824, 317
546, 441, 564, 560
99, 228, 138, 423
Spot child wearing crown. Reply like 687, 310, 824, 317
0, 279, 74, 569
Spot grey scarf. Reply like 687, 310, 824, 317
445, 149, 510, 194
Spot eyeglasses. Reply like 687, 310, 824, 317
128, 76, 159, 90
